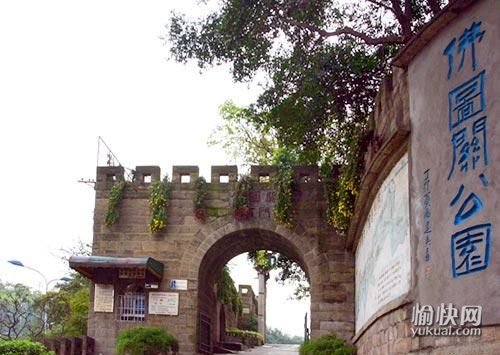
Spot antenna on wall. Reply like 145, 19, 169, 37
79, 136, 134, 187
97, 136, 123, 167
96, 136, 134, 181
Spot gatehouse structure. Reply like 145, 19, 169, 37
70, 0, 500, 354
70, 164, 354, 354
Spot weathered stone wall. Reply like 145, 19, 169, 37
407, 0, 500, 325
238, 285, 257, 330
88, 165, 354, 355
355, 304, 500, 354
351, 0, 500, 353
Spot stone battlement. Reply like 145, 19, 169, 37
96, 165, 320, 190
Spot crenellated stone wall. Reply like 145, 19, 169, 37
88, 164, 354, 355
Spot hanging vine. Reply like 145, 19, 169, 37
216, 266, 242, 315
323, 123, 369, 234
148, 176, 171, 233
193, 177, 208, 223
272, 150, 294, 228
104, 180, 127, 226
233, 175, 253, 221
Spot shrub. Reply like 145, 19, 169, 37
299, 334, 355, 355
116, 327, 179, 355
0, 340, 55, 355
226, 328, 264, 346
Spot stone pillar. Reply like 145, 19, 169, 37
257, 272, 266, 341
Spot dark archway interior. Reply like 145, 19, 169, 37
197, 228, 310, 352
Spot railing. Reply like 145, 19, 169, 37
42, 336, 94, 355
118, 292, 145, 322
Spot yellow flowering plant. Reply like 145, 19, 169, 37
148, 176, 171, 233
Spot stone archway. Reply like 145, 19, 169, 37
177, 218, 353, 354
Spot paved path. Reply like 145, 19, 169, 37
236, 344, 299, 354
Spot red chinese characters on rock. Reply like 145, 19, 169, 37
249, 191, 276, 219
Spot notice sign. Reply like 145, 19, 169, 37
94, 284, 114, 313
169, 279, 188, 290
149, 292, 179, 316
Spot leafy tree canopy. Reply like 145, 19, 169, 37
168, 0, 447, 299
266, 327, 303, 344
247, 250, 309, 299
35, 274, 89, 337
208, 101, 277, 165
0, 283, 41, 340
168, 0, 447, 164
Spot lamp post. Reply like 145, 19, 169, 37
7, 259, 71, 334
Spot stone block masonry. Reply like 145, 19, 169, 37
87, 164, 354, 355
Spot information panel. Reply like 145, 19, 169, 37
94, 284, 114, 313
148, 292, 179, 316
169, 279, 188, 290
355, 154, 410, 333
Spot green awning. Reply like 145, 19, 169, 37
69, 256, 164, 281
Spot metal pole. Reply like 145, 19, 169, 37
6, 261, 70, 335
304, 312, 310, 342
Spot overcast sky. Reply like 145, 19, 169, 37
0, 0, 308, 336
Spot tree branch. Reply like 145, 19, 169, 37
365, 0, 393, 11
427, 0, 443, 15
291, 20, 406, 45
403, 0, 413, 22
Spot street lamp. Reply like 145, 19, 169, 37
7, 259, 71, 334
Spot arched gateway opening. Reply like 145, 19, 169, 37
174, 214, 354, 354
196, 227, 312, 353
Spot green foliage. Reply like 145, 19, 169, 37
247, 314, 258, 333
247, 250, 309, 300
62, 286, 89, 336
33, 274, 89, 337
149, 176, 171, 233
193, 177, 208, 223
247, 251, 274, 275
208, 101, 277, 166
299, 334, 355, 355
266, 327, 302, 344
274, 255, 309, 300
34, 291, 69, 335
0, 248, 90, 340
0, 340, 54, 355
322, 121, 369, 234
52, 243, 91, 336
105, 180, 126, 226
272, 149, 296, 228
254, 41, 386, 165
226, 328, 263, 346
0, 283, 41, 340
216, 267, 242, 315
233, 175, 253, 221
116, 327, 179, 355
168, 1, 446, 231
